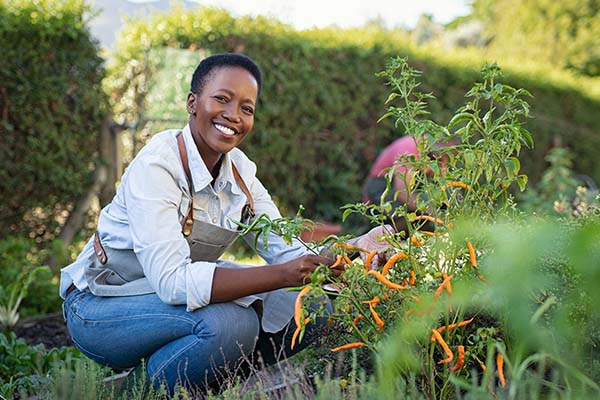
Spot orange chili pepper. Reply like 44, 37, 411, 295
451, 345, 465, 372
466, 241, 477, 268
443, 273, 453, 295
291, 326, 301, 350
410, 236, 425, 247
442, 181, 471, 191
368, 270, 406, 290
381, 251, 408, 275
331, 342, 366, 352
434, 274, 454, 299
291, 317, 311, 350
348, 314, 364, 332
431, 329, 454, 364
480, 362, 487, 372
364, 250, 377, 271
497, 353, 506, 387
369, 304, 385, 330
413, 215, 444, 226
362, 295, 381, 306
330, 255, 343, 269
409, 269, 416, 285
294, 287, 311, 327
433, 317, 474, 339
334, 242, 369, 253
343, 255, 353, 265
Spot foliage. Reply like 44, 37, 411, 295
0, 0, 108, 241
241, 60, 600, 398
105, 6, 600, 223
518, 146, 600, 216
0, 264, 48, 331
0, 238, 63, 321
0, 331, 83, 398
471, 0, 600, 78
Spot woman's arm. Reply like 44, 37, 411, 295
210, 254, 337, 303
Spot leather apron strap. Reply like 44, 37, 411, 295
176, 132, 255, 236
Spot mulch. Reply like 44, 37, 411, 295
14, 312, 74, 350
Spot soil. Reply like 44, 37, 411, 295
14, 312, 73, 350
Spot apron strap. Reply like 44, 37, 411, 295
177, 132, 195, 236
176, 131, 255, 237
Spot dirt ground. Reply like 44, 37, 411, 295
14, 312, 73, 349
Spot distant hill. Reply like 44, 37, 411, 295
87, 0, 199, 50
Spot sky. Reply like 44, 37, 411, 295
129, 0, 471, 30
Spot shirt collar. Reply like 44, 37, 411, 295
181, 124, 239, 194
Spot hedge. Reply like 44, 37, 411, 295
0, 0, 108, 240
106, 6, 600, 223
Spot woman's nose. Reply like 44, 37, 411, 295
222, 106, 240, 122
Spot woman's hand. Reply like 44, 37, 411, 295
281, 254, 341, 287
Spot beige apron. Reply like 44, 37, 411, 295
85, 131, 254, 297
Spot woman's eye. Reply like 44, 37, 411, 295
242, 106, 254, 115
214, 96, 228, 103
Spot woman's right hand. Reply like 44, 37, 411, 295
281, 254, 341, 287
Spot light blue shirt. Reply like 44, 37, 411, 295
60, 125, 311, 316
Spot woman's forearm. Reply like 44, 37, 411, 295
209, 254, 336, 303
210, 265, 289, 303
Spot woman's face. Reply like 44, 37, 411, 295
187, 66, 258, 168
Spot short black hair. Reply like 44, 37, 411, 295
190, 53, 262, 96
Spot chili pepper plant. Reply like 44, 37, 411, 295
239, 58, 600, 398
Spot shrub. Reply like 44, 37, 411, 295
0, 331, 83, 398
0, 0, 108, 241
0, 237, 63, 320
105, 6, 600, 222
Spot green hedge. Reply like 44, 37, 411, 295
0, 0, 107, 240
106, 6, 600, 222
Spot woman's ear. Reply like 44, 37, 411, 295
186, 92, 197, 116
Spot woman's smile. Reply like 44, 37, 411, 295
213, 122, 238, 136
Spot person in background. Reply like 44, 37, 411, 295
60, 53, 385, 395
363, 135, 458, 231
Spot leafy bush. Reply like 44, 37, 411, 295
0, 0, 108, 241
106, 6, 600, 222
0, 238, 63, 321
243, 60, 600, 398
0, 331, 83, 398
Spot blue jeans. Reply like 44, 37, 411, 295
63, 289, 330, 394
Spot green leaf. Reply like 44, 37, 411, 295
448, 112, 474, 129
504, 157, 521, 178
520, 129, 534, 148
517, 174, 528, 191
463, 149, 475, 170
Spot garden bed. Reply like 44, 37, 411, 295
14, 312, 72, 350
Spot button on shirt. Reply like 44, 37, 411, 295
60, 125, 310, 315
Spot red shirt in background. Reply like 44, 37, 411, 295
368, 136, 418, 178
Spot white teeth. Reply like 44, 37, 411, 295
214, 123, 236, 136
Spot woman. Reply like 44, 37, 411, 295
61, 53, 382, 393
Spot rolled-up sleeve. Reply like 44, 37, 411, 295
123, 153, 216, 310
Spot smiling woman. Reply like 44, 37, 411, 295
57, 53, 377, 395
187, 66, 258, 174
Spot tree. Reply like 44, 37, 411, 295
472, 0, 600, 77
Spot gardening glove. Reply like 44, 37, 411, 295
352, 225, 395, 269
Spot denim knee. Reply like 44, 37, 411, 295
191, 302, 260, 354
